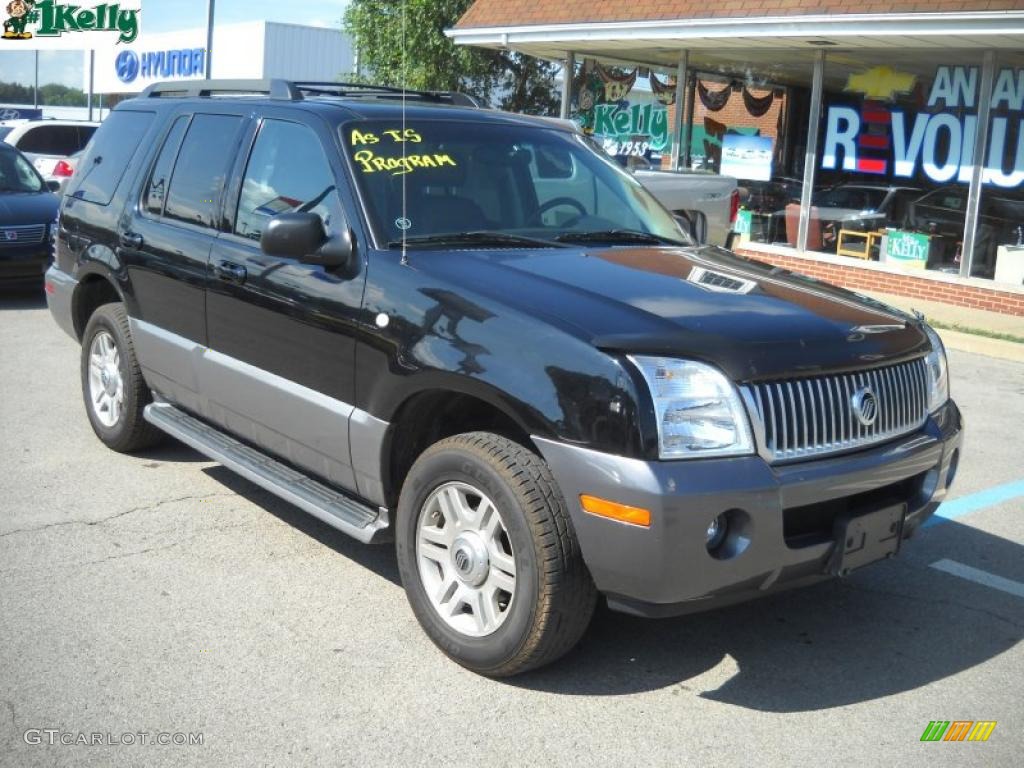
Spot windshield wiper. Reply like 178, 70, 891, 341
553, 229, 684, 246
388, 231, 567, 249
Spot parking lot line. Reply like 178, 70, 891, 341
929, 559, 1024, 599
924, 478, 1024, 528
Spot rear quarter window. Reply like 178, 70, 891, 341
69, 111, 155, 206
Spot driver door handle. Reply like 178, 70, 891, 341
119, 232, 143, 249
214, 260, 247, 284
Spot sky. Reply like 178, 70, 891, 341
0, 0, 350, 88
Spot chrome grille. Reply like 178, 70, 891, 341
742, 358, 929, 462
0, 224, 46, 248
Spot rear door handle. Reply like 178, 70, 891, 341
119, 232, 143, 249
214, 260, 247, 283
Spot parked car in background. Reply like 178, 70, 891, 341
1, 120, 99, 180
46, 149, 82, 195
905, 186, 1024, 277
813, 183, 921, 232
623, 156, 739, 246
0, 142, 59, 285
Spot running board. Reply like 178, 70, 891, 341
144, 402, 389, 544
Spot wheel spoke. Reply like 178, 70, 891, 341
468, 589, 498, 633
435, 576, 458, 606
436, 485, 465, 528
490, 548, 515, 578
108, 397, 120, 425
489, 567, 516, 595
478, 498, 500, 537
420, 523, 450, 547
419, 540, 448, 566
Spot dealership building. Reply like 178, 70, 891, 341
450, 2, 1024, 315
86, 21, 354, 98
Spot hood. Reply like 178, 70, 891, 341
0, 191, 59, 226
412, 245, 928, 382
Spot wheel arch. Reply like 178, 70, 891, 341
380, 387, 539, 511
71, 271, 124, 341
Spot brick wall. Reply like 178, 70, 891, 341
457, 1, 1023, 28
734, 246, 1024, 317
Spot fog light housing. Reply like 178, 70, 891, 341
706, 514, 728, 551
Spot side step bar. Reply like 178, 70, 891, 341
144, 402, 389, 544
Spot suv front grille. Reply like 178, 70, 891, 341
742, 358, 929, 463
0, 224, 47, 248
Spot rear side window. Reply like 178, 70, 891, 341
70, 111, 155, 206
164, 114, 244, 228
17, 125, 90, 155
144, 116, 189, 216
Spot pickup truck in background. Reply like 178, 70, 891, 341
627, 159, 739, 247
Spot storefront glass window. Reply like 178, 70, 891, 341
810, 50, 989, 276
979, 51, 1024, 286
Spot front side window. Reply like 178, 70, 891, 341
341, 120, 687, 248
164, 113, 244, 228
0, 146, 43, 193
235, 120, 344, 241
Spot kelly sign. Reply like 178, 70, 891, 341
822, 66, 1024, 188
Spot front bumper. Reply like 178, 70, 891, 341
535, 399, 963, 617
0, 247, 49, 284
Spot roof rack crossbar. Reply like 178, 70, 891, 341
138, 79, 482, 108
141, 79, 303, 101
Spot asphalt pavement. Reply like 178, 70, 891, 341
1, 288, 1022, 767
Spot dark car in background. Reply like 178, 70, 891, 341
0, 142, 59, 286
906, 186, 1024, 277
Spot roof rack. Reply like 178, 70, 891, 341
140, 79, 482, 107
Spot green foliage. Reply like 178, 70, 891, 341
0, 80, 87, 106
343, 0, 560, 115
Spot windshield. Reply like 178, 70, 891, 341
341, 120, 690, 248
0, 146, 44, 193
815, 186, 888, 211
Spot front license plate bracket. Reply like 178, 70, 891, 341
827, 503, 906, 577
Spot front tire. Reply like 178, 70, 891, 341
80, 303, 163, 453
396, 432, 596, 677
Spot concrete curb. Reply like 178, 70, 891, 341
935, 328, 1024, 364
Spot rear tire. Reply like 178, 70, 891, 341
80, 302, 163, 453
396, 432, 596, 677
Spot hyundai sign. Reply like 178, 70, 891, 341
114, 48, 207, 85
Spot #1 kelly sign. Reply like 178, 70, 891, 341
822, 66, 1024, 188
1, 1, 141, 49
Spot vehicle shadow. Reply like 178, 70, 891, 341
200, 464, 401, 587
510, 519, 1023, 710
0, 286, 46, 309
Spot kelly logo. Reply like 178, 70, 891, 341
592, 103, 669, 152
2, 1, 139, 44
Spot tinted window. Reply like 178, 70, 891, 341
0, 127, 12, 141
235, 120, 343, 240
70, 111, 155, 206
164, 114, 243, 228
17, 125, 89, 155
144, 115, 189, 216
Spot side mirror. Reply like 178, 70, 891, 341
261, 212, 354, 271
46, 180, 61, 193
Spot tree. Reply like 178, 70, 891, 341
0, 80, 87, 106
343, 0, 560, 116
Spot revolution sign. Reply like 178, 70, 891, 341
822, 66, 1024, 188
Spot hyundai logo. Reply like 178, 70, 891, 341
115, 50, 140, 84
851, 387, 879, 427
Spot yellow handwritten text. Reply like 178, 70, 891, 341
349, 128, 422, 146
352, 150, 458, 176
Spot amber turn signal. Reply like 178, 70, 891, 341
579, 495, 651, 528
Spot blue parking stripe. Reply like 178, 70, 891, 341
925, 479, 1024, 527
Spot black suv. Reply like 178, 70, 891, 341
46, 80, 963, 677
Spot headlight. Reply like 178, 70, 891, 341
629, 356, 754, 459
922, 325, 949, 413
